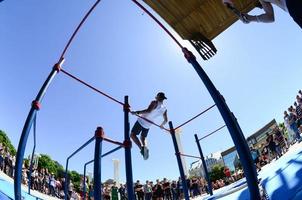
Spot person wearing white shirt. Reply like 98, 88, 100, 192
131, 92, 168, 160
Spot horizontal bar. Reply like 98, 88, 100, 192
103, 137, 125, 147
198, 125, 226, 141
178, 152, 201, 160
133, 113, 170, 132
102, 146, 123, 157
84, 146, 123, 167
174, 104, 216, 130
85, 159, 94, 166
61, 69, 124, 106
68, 136, 95, 159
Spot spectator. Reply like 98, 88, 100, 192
134, 180, 144, 200
49, 173, 57, 197
111, 183, 119, 200
171, 180, 178, 200
144, 180, 153, 200
288, 106, 301, 142
163, 178, 172, 200
118, 184, 127, 200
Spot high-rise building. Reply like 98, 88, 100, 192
174, 128, 188, 176
112, 159, 120, 185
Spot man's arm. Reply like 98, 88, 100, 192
160, 110, 168, 128
132, 101, 157, 115
244, 0, 275, 23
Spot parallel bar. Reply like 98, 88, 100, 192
64, 136, 95, 200
67, 136, 95, 160
198, 125, 226, 141
174, 104, 216, 130
195, 134, 213, 196
83, 159, 93, 199
103, 146, 123, 157
169, 122, 190, 200
124, 96, 135, 199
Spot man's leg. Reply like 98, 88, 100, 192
130, 121, 143, 150
141, 129, 150, 159
140, 135, 147, 147
131, 133, 142, 150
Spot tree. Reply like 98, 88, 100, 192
69, 170, 81, 192
38, 154, 64, 176
0, 130, 16, 155
209, 164, 225, 181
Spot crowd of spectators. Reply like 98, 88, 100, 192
0, 143, 80, 199
0, 144, 15, 178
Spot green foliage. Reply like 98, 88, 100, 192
38, 154, 64, 176
69, 170, 81, 192
0, 129, 83, 192
24, 158, 30, 168
209, 164, 225, 181
0, 130, 16, 155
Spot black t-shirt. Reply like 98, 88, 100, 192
135, 184, 144, 196
163, 182, 171, 191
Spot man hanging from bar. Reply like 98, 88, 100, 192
130, 92, 168, 160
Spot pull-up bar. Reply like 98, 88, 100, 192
198, 125, 226, 141
61, 67, 215, 132
60, 68, 124, 106
173, 104, 216, 130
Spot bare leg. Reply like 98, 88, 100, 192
140, 136, 147, 147
131, 132, 142, 150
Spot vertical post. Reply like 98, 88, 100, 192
124, 96, 135, 200
182, 48, 260, 199
14, 59, 63, 200
194, 134, 213, 196
64, 160, 69, 200
169, 121, 190, 200
94, 127, 103, 200
83, 164, 87, 200
28, 114, 37, 194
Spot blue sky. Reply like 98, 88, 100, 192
1, 0, 302, 183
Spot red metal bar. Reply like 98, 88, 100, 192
103, 137, 125, 147
61, 69, 124, 106
174, 104, 216, 130
198, 125, 226, 141
132, 113, 170, 132
59, 0, 101, 60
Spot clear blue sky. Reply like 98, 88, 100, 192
1, 0, 302, 183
